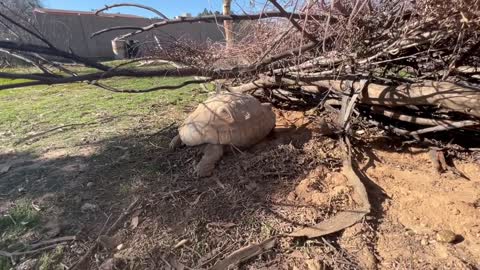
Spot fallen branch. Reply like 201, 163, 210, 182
0, 68, 213, 90
231, 78, 480, 118
0, 48, 53, 75
30, 236, 78, 249
408, 120, 479, 136
370, 106, 460, 126
0, 244, 63, 258
0, 41, 110, 71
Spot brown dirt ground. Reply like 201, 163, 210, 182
0, 109, 479, 270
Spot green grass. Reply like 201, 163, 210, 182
0, 199, 41, 255
0, 62, 210, 269
0, 199, 40, 233
39, 246, 64, 270
0, 62, 211, 150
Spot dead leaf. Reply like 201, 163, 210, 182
130, 216, 139, 229
306, 259, 322, 270
211, 237, 276, 270
129, 209, 142, 229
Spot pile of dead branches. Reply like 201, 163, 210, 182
158, 0, 480, 144
0, 0, 479, 144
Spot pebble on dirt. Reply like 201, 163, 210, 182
436, 230, 458, 243
81, 202, 97, 212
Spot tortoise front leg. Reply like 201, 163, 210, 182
169, 134, 182, 151
195, 144, 224, 177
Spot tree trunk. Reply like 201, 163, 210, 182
223, 0, 233, 48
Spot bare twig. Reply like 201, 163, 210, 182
105, 12, 329, 40
268, 0, 319, 43
408, 120, 479, 136
0, 244, 63, 258
95, 3, 169, 20
30, 236, 78, 249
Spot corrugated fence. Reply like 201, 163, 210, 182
32, 8, 225, 59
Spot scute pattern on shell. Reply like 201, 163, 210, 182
179, 92, 276, 147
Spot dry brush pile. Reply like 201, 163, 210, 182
1, 0, 479, 146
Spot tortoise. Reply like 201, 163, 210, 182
169, 92, 276, 177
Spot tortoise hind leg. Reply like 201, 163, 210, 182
169, 134, 182, 151
195, 144, 224, 177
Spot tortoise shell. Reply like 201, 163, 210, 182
178, 92, 276, 147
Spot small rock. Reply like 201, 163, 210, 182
421, 238, 429, 246
405, 230, 415, 236
116, 243, 124, 250
15, 259, 38, 270
81, 203, 97, 212
436, 230, 458, 243
98, 235, 120, 251
86, 182, 94, 188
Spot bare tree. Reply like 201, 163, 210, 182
223, 0, 234, 48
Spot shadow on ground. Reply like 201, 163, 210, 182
1, 115, 360, 269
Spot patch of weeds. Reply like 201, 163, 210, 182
119, 182, 132, 195
0, 199, 40, 250
39, 245, 64, 270
260, 222, 274, 239
397, 69, 414, 78
0, 199, 40, 233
